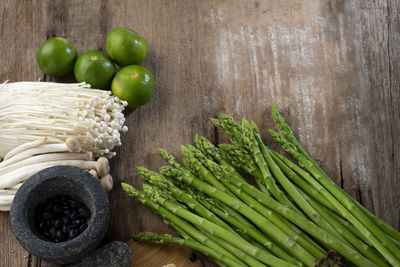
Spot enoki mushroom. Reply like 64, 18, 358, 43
0, 81, 128, 159
0, 138, 114, 211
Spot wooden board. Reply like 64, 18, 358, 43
1, 0, 400, 266
127, 240, 201, 267
127, 230, 202, 267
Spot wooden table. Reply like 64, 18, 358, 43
1, 0, 399, 266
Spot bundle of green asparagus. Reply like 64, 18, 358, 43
122, 104, 400, 267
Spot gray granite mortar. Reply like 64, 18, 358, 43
66, 241, 132, 267
10, 166, 110, 265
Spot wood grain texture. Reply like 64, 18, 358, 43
126, 229, 202, 267
1, 0, 399, 266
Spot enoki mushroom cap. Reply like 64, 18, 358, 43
66, 137, 80, 153
89, 169, 98, 179
96, 157, 109, 177
100, 174, 113, 192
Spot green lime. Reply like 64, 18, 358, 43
74, 51, 116, 89
37, 37, 77, 76
106, 27, 147, 67
111, 65, 155, 108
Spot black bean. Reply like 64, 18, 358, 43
42, 212, 53, 220
52, 204, 63, 214
62, 224, 68, 234
68, 228, 78, 239
55, 230, 63, 240
78, 207, 90, 218
60, 232, 67, 242
35, 195, 91, 243
78, 223, 87, 233
70, 200, 77, 209
72, 219, 82, 226
70, 211, 79, 220
62, 216, 71, 225
54, 219, 62, 229
44, 202, 53, 211
50, 227, 56, 239
38, 220, 45, 229
64, 209, 72, 216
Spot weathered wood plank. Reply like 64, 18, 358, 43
1, 0, 400, 266
0, 0, 48, 266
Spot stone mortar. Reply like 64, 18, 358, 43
10, 166, 110, 265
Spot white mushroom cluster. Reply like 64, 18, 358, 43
0, 81, 128, 159
0, 137, 114, 211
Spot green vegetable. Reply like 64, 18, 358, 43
136, 166, 235, 234
121, 104, 400, 267
191, 190, 300, 265
267, 150, 386, 265
106, 27, 147, 66
142, 184, 296, 267
132, 232, 246, 267
159, 165, 318, 266
37, 37, 76, 76
111, 65, 155, 108
213, 162, 381, 267
269, 105, 400, 266
74, 50, 115, 89
121, 183, 245, 266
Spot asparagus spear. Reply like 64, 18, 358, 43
177, 172, 289, 258
176, 179, 257, 230
270, 150, 337, 213
181, 145, 236, 197
158, 148, 255, 228
165, 215, 238, 267
183, 140, 324, 259
214, 116, 296, 210
140, 183, 271, 267
271, 149, 395, 247
136, 166, 237, 234
197, 227, 268, 267
132, 232, 241, 267
159, 166, 318, 266
270, 104, 313, 162
214, 165, 379, 267
269, 129, 400, 266
270, 150, 387, 263
219, 143, 269, 193
121, 183, 245, 266
195, 134, 247, 183
223, 142, 384, 264
252, 121, 347, 236
191, 185, 302, 265
301, 190, 388, 266
271, 104, 400, 245
143, 184, 295, 267
254, 125, 381, 263
198, 156, 326, 260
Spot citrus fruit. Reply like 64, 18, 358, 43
37, 37, 77, 76
74, 51, 116, 89
106, 27, 147, 66
111, 65, 155, 108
